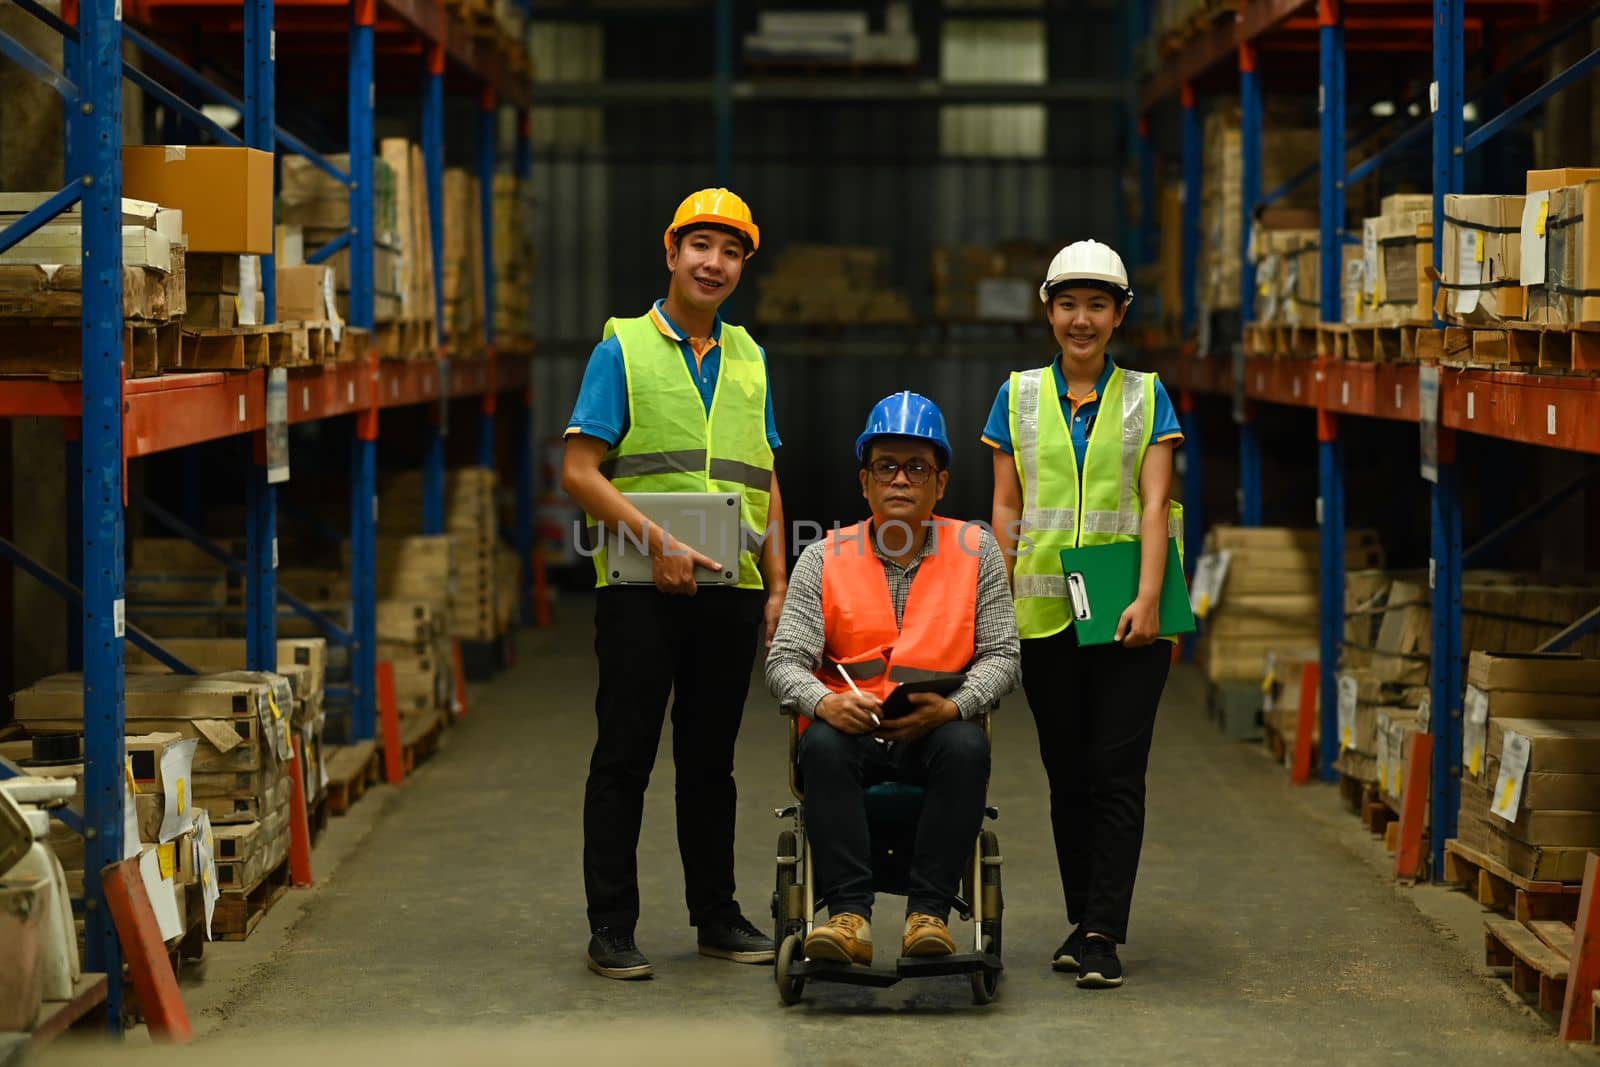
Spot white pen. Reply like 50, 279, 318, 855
834, 664, 882, 727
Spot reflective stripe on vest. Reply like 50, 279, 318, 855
1009, 364, 1184, 639
803, 517, 980, 730
586, 314, 774, 589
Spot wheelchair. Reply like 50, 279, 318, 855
770, 709, 1004, 1006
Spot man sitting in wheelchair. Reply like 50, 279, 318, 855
765, 391, 1020, 965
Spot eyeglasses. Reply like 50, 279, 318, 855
867, 458, 938, 485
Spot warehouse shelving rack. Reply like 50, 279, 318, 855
1134, 0, 1600, 876
0, 0, 537, 1032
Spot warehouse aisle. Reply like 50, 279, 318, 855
170, 598, 1566, 1063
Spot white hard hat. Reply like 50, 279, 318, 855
1038, 240, 1133, 305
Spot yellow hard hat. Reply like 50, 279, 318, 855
663, 188, 760, 256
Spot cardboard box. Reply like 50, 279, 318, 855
1526, 168, 1600, 195
276, 264, 335, 322
1380, 193, 1433, 217
123, 147, 272, 254
13, 672, 272, 723
1487, 718, 1600, 773
1544, 180, 1600, 325
1438, 194, 1525, 324
1373, 211, 1433, 323
1480, 689, 1600, 720
187, 253, 241, 294
1482, 757, 1600, 811
1468, 651, 1600, 692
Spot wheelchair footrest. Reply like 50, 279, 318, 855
789, 959, 903, 988
895, 952, 1003, 979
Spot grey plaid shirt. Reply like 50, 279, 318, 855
764, 524, 1020, 719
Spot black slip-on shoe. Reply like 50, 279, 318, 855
587, 927, 653, 980
1052, 929, 1086, 973
697, 911, 776, 964
1076, 937, 1125, 989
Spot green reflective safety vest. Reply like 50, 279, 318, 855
1007, 363, 1184, 639
586, 314, 774, 589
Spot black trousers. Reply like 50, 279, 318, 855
583, 585, 764, 932
797, 719, 991, 923
1021, 627, 1171, 944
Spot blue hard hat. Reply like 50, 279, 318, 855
855, 391, 951, 467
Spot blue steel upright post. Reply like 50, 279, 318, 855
75, 0, 127, 1029
348, 0, 378, 739
1316, 0, 1347, 783
514, 108, 536, 624
1429, 0, 1466, 874
421, 42, 447, 537
245, 0, 277, 672
477, 87, 497, 470
1179, 84, 1200, 341
1238, 42, 1263, 528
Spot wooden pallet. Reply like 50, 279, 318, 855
1444, 838, 1583, 923
1402, 324, 1445, 363
1486, 917, 1571, 1014
212, 853, 291, 942
0, 319, 177, 379
375, 317, 436, 359
173, 324, 281, 371
269, 320, 340, 367
1338, 773, 1379, 817
1363, 792, 1398, 837
1345, 322, 1421, 363
381, 708, 448, 776
325, 739, 380, 816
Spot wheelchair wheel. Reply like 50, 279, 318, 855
971, 934, 1000, 1004
776, 933, 805, 1006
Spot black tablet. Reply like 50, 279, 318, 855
880, 673, 967, 719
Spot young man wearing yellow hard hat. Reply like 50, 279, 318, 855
562, 188, 788, 980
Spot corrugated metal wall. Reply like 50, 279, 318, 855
531, 4, 1129, 534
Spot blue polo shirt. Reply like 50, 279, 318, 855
565, 300, 781, 450
980, 355, 1183, 465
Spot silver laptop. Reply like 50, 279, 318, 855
606, 491, 743, 586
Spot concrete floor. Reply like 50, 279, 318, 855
38, 595, 1592, 1064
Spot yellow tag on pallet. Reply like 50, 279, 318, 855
269, 692, 283, 720
176, 778, 187, 815
157, 842, 175, 880
1536, 199, 1549, 237
1467, 743, 1483, 777
1474, 232, 1484, 264
1496, 776, 1517, 813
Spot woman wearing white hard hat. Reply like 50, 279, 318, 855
981, 239, 1184, 989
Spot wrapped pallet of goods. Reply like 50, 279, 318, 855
279, 153, 403, 328
930, 241, 1053, 324
0, 194, 185, 377
1453, 652, 1600, 884
493, 174, 536, 349
1197, 109, 1320, 316
1367, 194, 1435, 326
9, 671, 300, 941
758, 245, 912, 326
1260, 649, 1318, 764
1193, 525, 1383, 740
1521, 168, 1600, 327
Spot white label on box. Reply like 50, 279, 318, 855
237, 255, 259, 326
139, 848, 183, 942
1548, 405, 1557, 436
1463, 685, 1489, 775
1391, 731, 1404, 797
1453, 233, 1482, 315
122, 769, 140, 858
113, 597, 125, 637
157, 738, 199, 843
1491, 730, 1530, 823
1417, 693, 1431, 734
1521, 191, 1550, 287
1338, 673, 1359, 753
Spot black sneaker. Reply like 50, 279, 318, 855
587, 927, 653, 980
1076, 936, 1124, 989
697, 911, 776, 964
1052, 928, 1085, 973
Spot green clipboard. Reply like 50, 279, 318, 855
1057, 539, 1196, 646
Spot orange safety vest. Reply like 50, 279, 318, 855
801, 516, 981, 732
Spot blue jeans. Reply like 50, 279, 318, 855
797, 718, 990, 923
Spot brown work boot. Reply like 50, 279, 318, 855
901, 913, 956, 958
804, 913, 873, 966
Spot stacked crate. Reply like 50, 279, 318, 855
360, 535, 457, 713
184, 252, 262, 329
1457, 652, 1600, 883
492, 174, 535, 348
758, 245, 913, 325
380, 466, 506, 645
443, 168, 486, 353
279, 153, 402, 325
